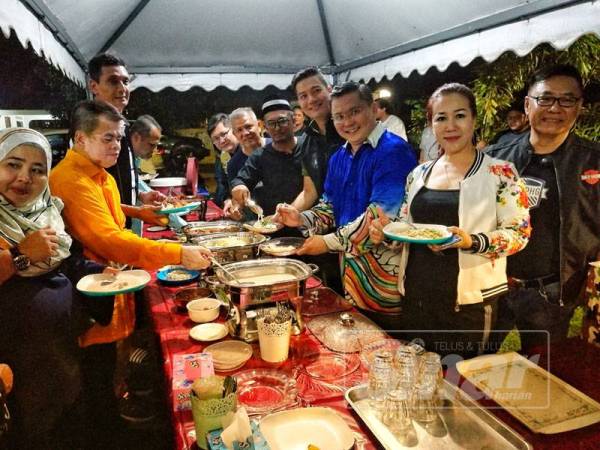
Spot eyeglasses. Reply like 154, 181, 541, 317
265, 117, 291, 129
528, 95, 581, 108
211, 129, 231, 143
332, 106, 365, 123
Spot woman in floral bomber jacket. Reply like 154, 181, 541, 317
337, 83, 531, 357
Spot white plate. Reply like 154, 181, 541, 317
383, 222, 452, 244
158, 201, 203, 215
189, 323, 228, 342
259, 407, 354, 450
203, 340, 253, 367
139, 173, 159, 181
76, 270, 151, 296
243, 218, 283, 234
147, 225, 168, 232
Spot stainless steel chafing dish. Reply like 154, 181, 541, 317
191, 231, 268, 264
182, 220, 243, 239
213, 258, 318, 305
209, 258, 318, 342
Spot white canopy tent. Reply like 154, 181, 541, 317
1, 0, 598, 91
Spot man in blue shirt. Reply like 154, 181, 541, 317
277, 81, 416, 246
276, 81, 416, 317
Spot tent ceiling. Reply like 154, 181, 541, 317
1, 0, 598, 91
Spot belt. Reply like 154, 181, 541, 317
509, 273, 564, 306
508, 273, 560, 290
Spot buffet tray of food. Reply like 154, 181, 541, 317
345, 381, 531, 450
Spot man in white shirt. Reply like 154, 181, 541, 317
374, 97, 407, 141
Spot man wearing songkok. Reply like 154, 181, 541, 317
231, 97, 317, 216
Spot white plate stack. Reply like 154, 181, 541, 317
203, 341, 253, 371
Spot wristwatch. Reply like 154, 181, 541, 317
9, 246, 31, 271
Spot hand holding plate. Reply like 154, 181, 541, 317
369, 213, 390, 244
297, 235, 328, 256
137, 204, 170, 225
429, 226, 472, 252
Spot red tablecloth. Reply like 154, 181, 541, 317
143, 213, 600, 450
146, 273, 600, 450
145, 277, 379, 450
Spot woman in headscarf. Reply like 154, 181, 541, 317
0, 128, 111, 449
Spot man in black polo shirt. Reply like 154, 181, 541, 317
292, 67, 344, 197
230, 98, 317, 216
486, 65, 600, 351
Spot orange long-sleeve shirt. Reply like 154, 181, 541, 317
50, 149, 181, 346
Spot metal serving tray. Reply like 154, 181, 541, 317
345, 381, 531, 450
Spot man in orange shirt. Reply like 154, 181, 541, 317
50, 100, 211, 446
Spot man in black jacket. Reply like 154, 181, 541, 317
486, 65, 600, 351
88, 53, 137, 208
292, 67, 344, 197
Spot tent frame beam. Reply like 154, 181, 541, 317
128, 65, 337, 75
333, 0, 584, 74
100, 0, 152, 53
316, 0, 335, 67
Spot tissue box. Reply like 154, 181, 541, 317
207, 421, 270, 450
172, 353, 215, 411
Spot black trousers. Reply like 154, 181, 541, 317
80, 342, 121, 449
492, 283, 577, 352
401, 296, 499, 361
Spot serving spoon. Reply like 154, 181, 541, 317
209, 257, 253, 285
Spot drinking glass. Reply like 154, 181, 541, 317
368, 351, 394, 414
382, 388, 414, 436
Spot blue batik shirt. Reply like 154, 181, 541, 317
323, 123, 416, 226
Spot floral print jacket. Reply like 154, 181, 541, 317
337, 151, 531, 307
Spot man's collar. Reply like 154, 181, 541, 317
271, 136, 298, 155
66, 148, 106, 179
342, 122, 385, 152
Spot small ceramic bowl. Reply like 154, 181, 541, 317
186, 298, 221, 323
174, 287, 212, 311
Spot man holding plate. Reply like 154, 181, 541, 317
276, 82, 417, 324
230, 97, 318, 220
50, 100, 211, 447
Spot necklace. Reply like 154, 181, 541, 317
440, 150, 476, 189
442, 162, 461, 189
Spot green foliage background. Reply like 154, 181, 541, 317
406, 34, 600, 145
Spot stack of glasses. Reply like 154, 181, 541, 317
368, 345, 443, 437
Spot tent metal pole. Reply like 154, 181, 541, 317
316, 0, 336, 67
99, 0, 152, 53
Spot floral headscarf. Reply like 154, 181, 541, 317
0, 128, 72, 276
